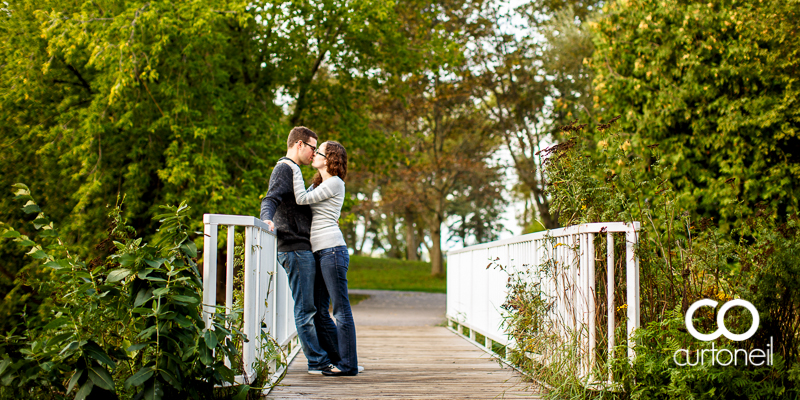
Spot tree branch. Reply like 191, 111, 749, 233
129, 2, 151, 44
65, 63, 93, 94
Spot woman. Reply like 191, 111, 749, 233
279, 141, 358, 376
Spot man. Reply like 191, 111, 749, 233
260, 126, 339, 374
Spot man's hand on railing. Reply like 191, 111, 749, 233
263, 220, 275, 232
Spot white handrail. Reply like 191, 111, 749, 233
446, 221, 640, 386
201, 214, 299, 386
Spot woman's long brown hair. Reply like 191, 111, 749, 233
312, 141, 347, 187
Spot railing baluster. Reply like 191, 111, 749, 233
626, 228, 640, 360
570, 234, 578, 337
224, 225, 235, 369
243, 226, 255, 380
202, 222, 218, 329
226, 226, 235, 315
607, 231, 615, 382
588, 233, 596, 382
256, 227, 265, 360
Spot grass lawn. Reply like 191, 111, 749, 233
347, 255, 446, 293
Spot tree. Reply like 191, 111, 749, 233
0, 0, 289, 330
382, 71, 503, 275
335, 0, 506, 264
0, 0, 285, 252
446, 163, 507, 246
589, 0, 800, 222
517, 0, 602, 26
469, 3, 596, 229
0, 0, 431, 331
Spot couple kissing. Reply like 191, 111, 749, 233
260, 126, 361, 377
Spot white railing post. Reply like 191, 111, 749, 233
224, 225, 235, 369
626, 227, 640, 360
226, 226, 235, 315
202, 221, 218, 329
201, 214, 297, 390
242, 226, 255, 380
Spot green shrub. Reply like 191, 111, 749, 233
0, 185, 256, 400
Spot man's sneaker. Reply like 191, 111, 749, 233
358, 365, 365, 373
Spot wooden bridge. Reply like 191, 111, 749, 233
266, 290, 538, 399
201, 215, 641, 398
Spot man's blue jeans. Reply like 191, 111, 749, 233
277, 250, 331, 369
314, 246, 358, 375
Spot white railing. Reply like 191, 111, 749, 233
201, 214, 299, 387
446, 222, 640, 386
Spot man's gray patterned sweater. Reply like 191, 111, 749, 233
260, 157, 312, 252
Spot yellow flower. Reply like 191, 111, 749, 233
598, 140, 609, 148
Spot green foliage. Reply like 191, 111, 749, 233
589, 0, 800, 225
0, 184, 252, 400
0, 0, 284, 334
0, 0, 284, 247
519, 0, 603, 25
622, 308, 799, 400
0, 0, 495, 326
501, 120, 799, 399
348, 255, 446, 293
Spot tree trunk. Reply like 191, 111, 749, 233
519, 170, 557, 229
405, 209, 418, 261
430, 213, 444, 276
385, 213, 402, 259
534, 190, 557, 229
290, 49, 328, 126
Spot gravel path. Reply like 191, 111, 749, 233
348, 289, 446, 327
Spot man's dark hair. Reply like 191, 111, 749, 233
287, 126, 318, 149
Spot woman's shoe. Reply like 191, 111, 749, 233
322, 365, 359, 376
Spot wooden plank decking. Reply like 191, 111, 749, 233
266, 326, 540, 399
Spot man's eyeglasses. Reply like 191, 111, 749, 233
300, 140, 317, 152
301, 140, 326, 158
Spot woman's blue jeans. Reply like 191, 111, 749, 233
314, 245, 358, 375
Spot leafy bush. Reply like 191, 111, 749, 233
0, 184, 252, 400
589, 0, 800, 224
501, 120, 800, 399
